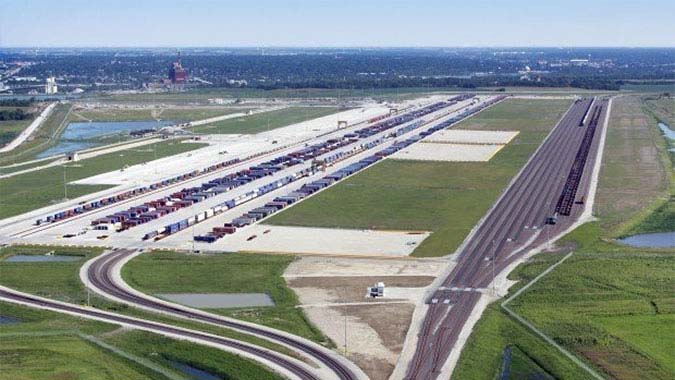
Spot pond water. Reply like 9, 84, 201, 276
4, 254, 83, 262
658, 122, 675, 140
0, 316, 20, 325
618, 232, 675, 249
170, 361, 221, 380
157, 293, 275, 308
37, 120, 177, 158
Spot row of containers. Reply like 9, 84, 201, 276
35, 129, 309, 227
555, 102, 602, 217
145, 95, 480, 241
97, 137, 355, 232
191, 95, 508, 244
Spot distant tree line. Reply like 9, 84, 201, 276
0, 98, 33, 107
0, 108, 30, 121
2, 48, 672, 92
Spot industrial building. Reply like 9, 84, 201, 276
45, 76, 58, 94
168, 52, 188, 84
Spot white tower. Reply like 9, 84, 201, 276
45, 77, 58, 94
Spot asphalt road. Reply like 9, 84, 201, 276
86, 248, 363, 380
0, 285, 319, 380
405, 98, 609, 379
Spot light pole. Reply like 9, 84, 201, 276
342, 286, 348, 355
492, 239, 496, 294
63, 165, 68, 200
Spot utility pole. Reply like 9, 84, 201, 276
63, 165, 68, 200
492, 239, 497, 294
342, 286, 348, 355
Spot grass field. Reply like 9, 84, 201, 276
0, 103, 72, 166
454, 95, 675, 379
192, 106, 343, 134
453, 301, 590, 380
72, 106, 250, 122
107, 330, 284, 380
0, 105, 38, 147
0, 139, 205, 219
0, 245, 103, 305
266, 98, 572, 256
620, 83, 675, 93
0, 157, 60, 175
123, 251, 329, 344
0, 246, 302, 380
0, 301, 284, 380
0, 334, 165, 380
595, 96, 673, 234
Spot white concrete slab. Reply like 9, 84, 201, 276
391, 143, 505, 162
424, 130, 519, 145
208, 225, 430, 257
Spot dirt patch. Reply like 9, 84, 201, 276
302, 303, 415, 380
341, 303, 415, 352
289, 276, 434, 303
284, 255, 450, 278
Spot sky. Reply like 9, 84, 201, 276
1, 0, 673, 47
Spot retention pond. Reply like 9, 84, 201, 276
38, 120, 177, 158
618, 232, 675, 249
157, 293, 275, 309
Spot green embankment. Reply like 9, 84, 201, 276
0, 245, 298, 379
0, 139, 205, 219
0, 103, 72, 166
266, 98, 572, 257
123, 251, 329, 344
73, 106, 249, 122
0, 302, 283, 380
192, 106, 343, 134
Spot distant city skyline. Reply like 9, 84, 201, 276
1, 0, 674, 48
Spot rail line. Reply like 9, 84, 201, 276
405, 97, 609, 379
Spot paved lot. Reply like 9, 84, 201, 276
423, 130, 519, 144
391, 142, 505, 162
199, 225, 430, 256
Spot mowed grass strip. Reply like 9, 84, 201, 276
0, 139, 205, 219
0, 245, 102, 305
266, 98, 572, 257
0, 302, 285, 380
0, 103, 72, 166
0, 334, 165, 380
508, 225, 675, 380
595, 96, 673, 234
452, 307, 583, 380
0, 245, 298, 356
192, 106, 343, 134
123, 251, 330, 344
73, 106, 250, 122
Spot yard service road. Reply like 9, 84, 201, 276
404, 98, 609, 380
0, 285, 322, 380
84, 248, 367, 380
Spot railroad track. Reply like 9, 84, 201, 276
84, 248, 364, 380
5, 108, 391, 239
0, 285, 321, 380
405, 98, 609, 379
